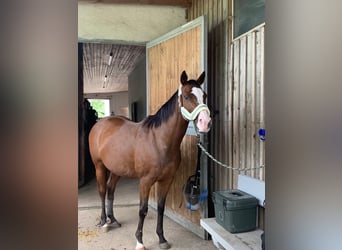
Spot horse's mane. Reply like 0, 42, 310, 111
142, 91, 178, 129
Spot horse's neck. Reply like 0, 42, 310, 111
156, 104, 189, 148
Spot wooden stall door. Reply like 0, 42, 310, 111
146, 16, 207, 238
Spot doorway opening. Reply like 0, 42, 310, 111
88, 99, 110, 118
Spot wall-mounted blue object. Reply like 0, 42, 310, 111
259, 128, 266, 141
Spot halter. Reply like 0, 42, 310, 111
178, 85, 210, 121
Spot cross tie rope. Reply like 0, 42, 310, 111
197, 142, 266, 172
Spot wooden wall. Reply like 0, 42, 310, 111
231, 26, 265, 185
188, 0, 265, 194
147, 22, 206, 235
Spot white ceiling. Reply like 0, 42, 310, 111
78, 2, 188, 94
82, 43, 145, 94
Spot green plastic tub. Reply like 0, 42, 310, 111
213, 189, 258, 233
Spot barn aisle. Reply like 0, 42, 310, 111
78, 178, 217, 250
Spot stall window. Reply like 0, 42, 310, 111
233, 0, 265, 39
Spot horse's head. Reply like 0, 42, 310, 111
178, 70, 211, 133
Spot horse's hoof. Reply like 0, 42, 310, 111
135, 242, 146, 250
159, 242, 171, 249
101, 223, 110, 232
108, 216, 121, 227
135, 247, 145, 250
96, 221, 106, 227
109, 219, 121, 227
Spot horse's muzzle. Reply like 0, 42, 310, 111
196, 110, 211, 133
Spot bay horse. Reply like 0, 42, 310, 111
88, 71, 211, 250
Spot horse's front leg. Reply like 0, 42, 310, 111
135, 178, 153, 250
156, 179, 173, 249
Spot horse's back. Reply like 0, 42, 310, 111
89, 115, 136, 150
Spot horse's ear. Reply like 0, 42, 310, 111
181, 71, 188, 85
197, 71, 205, 85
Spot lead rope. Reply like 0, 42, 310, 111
193, 121, 266, 172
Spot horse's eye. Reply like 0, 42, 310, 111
184, 95, 189, 100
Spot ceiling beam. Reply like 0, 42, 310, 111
79, 0, 192, 7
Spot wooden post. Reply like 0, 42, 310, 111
78, 43, 85, 187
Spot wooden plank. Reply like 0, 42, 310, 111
220, 0, 230, 190
214, 0, 224, 190
201, 218, 263, 250
226, 0, 234, 190
259, 26, 265, 181
255, 29, 262, 181
227, 42, 234, 189
220, 0, 228, 190
246, 32, 256, 178
254, 29, 261, 180
239, 36, 247, 178
232, 39, 240, 189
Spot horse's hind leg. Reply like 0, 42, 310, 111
95, 163, 108, 227
106, 173, 121, 226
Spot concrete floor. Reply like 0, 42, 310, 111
78, 177, 217, 250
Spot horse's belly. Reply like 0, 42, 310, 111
107, 160, 137, 177
99, 129, 139, 177
101, 146, 138, 178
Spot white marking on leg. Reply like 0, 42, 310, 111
136, 241, 144, 250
